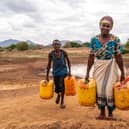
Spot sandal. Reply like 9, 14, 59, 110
106, 116, 117, 121
96, 115, 106, 120
60, 103, 66, 109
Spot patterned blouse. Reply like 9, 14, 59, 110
89, 35, 123, 60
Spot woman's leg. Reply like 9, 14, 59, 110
60, 90, 65, 106
96, 106, 106, 120
56, 93, 60, 104
96, 97, 107, 120
54, 76, 61, 104
107, 106, 116, 120
59, 76, 66, 108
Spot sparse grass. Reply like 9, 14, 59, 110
0, 47, 89, 58
0, 47, 128, 60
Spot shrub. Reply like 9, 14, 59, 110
63, 41, 81, 48
6, 44, 17, 51
125, 40, 129, 48
82, 42, 90, 47
16, 42, 29, 51
122, 48, 129, 54
0, 47, 4, 51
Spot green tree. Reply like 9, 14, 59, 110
125, 39, 129, 48
63, 41, 81, 48
0, 46, 4, 51
71, 42, 81, 47
122, 48, 129, 54
82, 42, 90, 47
7, 44, 17, 51
16, 42, 29, 51
4, 44, 17, 51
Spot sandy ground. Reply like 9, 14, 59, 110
0, 50, 129, 129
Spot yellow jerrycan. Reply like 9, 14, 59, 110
64, 76, 76, 96
78, 78, 96, 106
114, 81, 129, 110
40, 80, 54, 99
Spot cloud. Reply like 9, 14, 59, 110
0, 0, 129, 44
0, 0, 36, 13
62, 0, 86, 8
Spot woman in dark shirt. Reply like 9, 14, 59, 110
46, 39, 71, 109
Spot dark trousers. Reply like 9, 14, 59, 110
53, 75, 66, 93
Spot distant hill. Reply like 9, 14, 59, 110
0, 39, 36, 47
0, 39, 84, 47
0, 39, 20, 47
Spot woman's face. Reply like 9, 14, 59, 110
52, 42, 61, 50
100, 20, 112, 35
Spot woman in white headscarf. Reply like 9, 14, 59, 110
85, 16, 125, 120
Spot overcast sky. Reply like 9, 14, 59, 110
0, 0, 129, 44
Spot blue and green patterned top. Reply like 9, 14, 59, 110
89, 35, 123, 60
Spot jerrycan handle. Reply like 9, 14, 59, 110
42, 80, 48, 87
84, 79, 89, 84
65, 75, 71, 80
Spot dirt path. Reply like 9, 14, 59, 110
0, 87, 129, 129
0, 56, 129, 129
